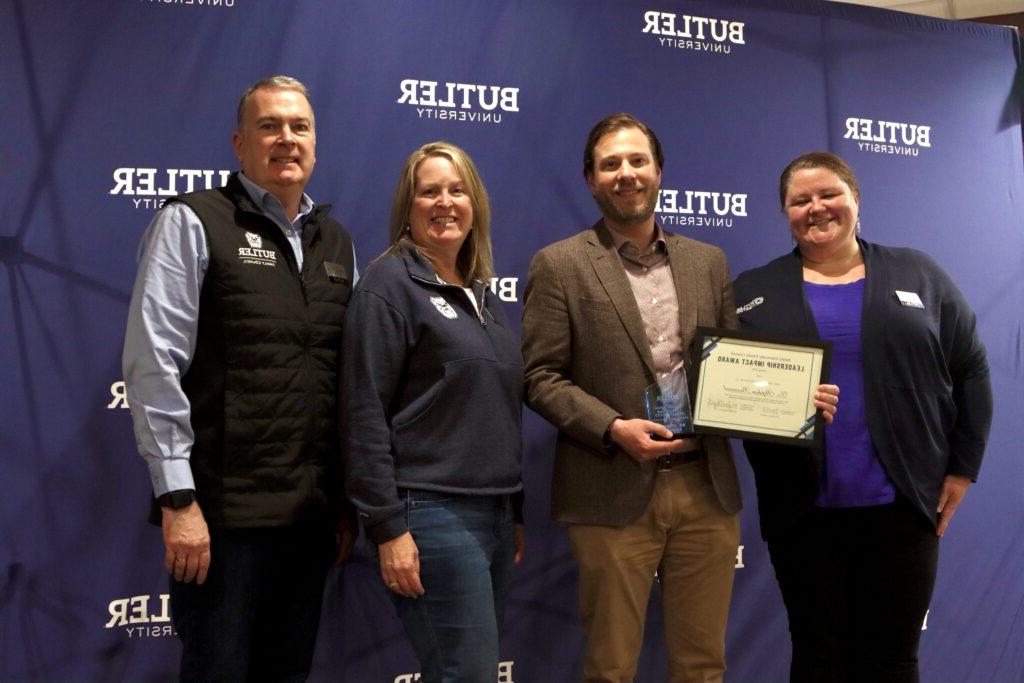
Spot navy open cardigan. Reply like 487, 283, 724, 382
733, 239, 992, 541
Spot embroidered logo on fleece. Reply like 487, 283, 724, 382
430, 296, 458, 319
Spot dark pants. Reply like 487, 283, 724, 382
767, 498, 939, 683
390, 491, 516, 683
169, 524, 335, 683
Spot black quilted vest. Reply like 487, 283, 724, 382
165, 174, 354, 528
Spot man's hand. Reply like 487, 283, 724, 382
609, 418, 685, 463
162, 501, 211, 584
379, 531, 425, 598
936, 475, 971, 537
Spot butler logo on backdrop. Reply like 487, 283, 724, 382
139, 0, 236, 8
396, 79, 519, 125
489, 277, 518, 302
394, 661, 515, 682
110, 168, 232, 210
108, 381, 128, 409
655, 188, 748, 228
106, 594, 176, 639
642, 10, 745, 54
843, 117, 932, 157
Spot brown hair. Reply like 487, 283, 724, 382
583, 113, 664, 178
779, 152, 860, 209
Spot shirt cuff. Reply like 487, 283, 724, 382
602, 416, 623, 455
148, 457, 196, 498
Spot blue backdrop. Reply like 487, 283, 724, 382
3, 1, 1022, 681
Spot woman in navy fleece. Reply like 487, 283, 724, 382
733, 152, 992, 683
341, 142, 524, 683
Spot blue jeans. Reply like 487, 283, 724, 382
392, 490, 516, 683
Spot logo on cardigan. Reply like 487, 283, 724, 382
245, 232, 262, 249
736, 296, 763, 314
430, 296, 458, 319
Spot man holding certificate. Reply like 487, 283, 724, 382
521, 113, 741, 683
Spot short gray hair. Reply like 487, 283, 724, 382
236, 75, 313, 130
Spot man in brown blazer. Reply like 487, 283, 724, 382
522, 113, 742, 683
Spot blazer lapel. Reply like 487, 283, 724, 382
665, 233, 699, 352
585, 223, 657, 378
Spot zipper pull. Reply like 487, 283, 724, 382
476, 286, 486, 326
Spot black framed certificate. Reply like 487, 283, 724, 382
692, 327, 832, 448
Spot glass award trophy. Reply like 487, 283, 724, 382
643, 365, 693, 437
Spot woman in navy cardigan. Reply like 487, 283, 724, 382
734, 152, 992, 683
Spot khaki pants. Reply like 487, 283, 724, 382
568, 461, 740, 683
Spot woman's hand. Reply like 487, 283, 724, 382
936, 475, 971, 537
379, 531, 426, 598
815, 384, 840, 424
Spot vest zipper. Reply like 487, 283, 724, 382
294, 245, 314, 448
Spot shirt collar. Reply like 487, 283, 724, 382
607, 222, 668, 257
237, 172, 314, 225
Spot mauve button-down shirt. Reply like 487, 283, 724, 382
607, 225, 683, 376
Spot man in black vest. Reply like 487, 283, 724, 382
123, 75, 357, 682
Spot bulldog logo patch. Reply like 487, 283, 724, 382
430, 296, 458, 320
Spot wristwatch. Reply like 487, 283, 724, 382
157, 489, 197, 510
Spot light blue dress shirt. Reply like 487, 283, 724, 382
122, 173, 358, 497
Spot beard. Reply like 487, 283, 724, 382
593, 183, 660, 225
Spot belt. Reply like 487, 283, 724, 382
655, 439, 703, 471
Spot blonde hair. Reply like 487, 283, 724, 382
387, 141, 494, 282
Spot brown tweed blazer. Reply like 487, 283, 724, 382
522, 221, 742, 526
